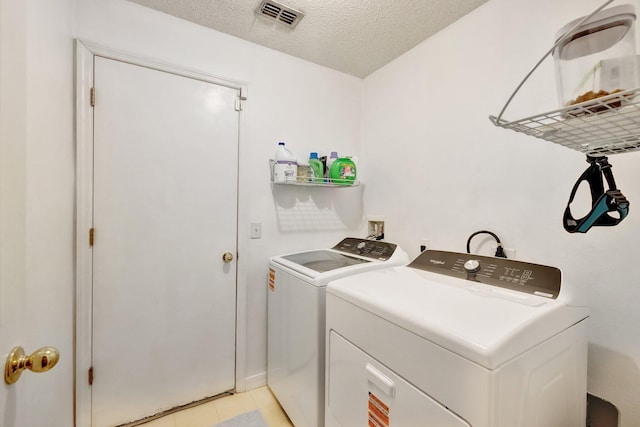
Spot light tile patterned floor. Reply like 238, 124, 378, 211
140, 387, 293, 427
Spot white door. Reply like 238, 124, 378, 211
90, 56, 239, 427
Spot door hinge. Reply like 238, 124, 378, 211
89, 228, 95, 246
88, 367, 94, 385
235, 89, 247, 111
90, 87, 96, 107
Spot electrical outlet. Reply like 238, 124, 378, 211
503, 247, 516, 259
483, 244, 516, 258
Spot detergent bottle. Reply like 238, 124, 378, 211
308, 152, 324, 183
273, 142, 297, 183
329, 157, 357, 185
325, 151, 338, 181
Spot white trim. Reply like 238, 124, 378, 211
74, 39, 248, 425
234, 76, 249, 394
79, 40, 248, 96
243, 371, 267, 392
74, 39, 95, 427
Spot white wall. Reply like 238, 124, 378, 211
6, 0, 637, 425
75, 0, 365, 391
0, 0, 75, 426
362, 0, 640, 425
2, 0, 363, 424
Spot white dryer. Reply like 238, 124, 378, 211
268, 238, 408, 427
325, 250, 589, 427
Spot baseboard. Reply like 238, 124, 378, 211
242, 371, 267, 392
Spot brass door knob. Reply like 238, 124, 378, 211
222, 252, 234, 263
5, 346, 60, 384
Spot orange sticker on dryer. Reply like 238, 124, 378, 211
268, 268, 275, 292
368, 392, 389, 427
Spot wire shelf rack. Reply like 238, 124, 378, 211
487, 0, 640, 157
490, 87, 640, 156
271, 179, 360, 187
269, 159, 360, 187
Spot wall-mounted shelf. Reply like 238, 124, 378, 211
490, 88, 640, 156
271, 179, 360, 187
487, 0, 640, 157
269, 159, 360, 187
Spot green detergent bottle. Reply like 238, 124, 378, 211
308, 152, 324, 183
329, 157, 357, 185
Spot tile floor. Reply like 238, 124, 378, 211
139, 386, 293, 427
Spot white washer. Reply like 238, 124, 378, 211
325, 249, 589, 427
267, 237, 409, 427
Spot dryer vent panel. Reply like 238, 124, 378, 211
256, 1, 304, 29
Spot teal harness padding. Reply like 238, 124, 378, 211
563, 156, 629, 234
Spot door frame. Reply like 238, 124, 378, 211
74, 39, 249, 427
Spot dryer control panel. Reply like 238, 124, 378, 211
408, 250, 561, 299
332, 238, 398, 261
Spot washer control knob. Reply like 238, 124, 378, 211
356, 241, 367, 252
464, 259, 481, 273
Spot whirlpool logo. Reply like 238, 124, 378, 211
429, 259, 445, 265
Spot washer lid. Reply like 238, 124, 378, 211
270, 238, 409, 283
280, 249, 370, 273
327, 264, 588, 369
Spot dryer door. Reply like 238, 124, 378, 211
326, 331, 471, 427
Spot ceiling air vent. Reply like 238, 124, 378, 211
256, 1, 304, 29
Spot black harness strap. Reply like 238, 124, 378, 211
563, 156, 629, 233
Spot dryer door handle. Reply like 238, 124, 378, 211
366, 363, 395, 397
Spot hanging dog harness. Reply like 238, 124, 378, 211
563, 156, 629, 233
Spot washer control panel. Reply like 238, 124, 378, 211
332, 238, 398, 261
408, 250, 561, 299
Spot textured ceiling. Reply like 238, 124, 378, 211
127, 0, 488, 78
